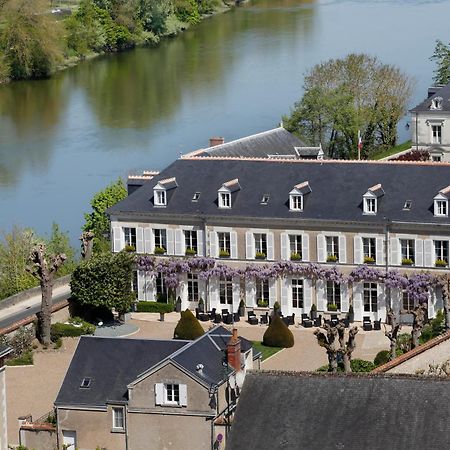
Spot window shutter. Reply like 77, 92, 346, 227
280, 233, 288, 260
267, 233, 274, 260
390, 288, 402, 315
146, 275, 155, 301
340, 283, 349, 313
316, 280, 326, 311
155, 383, 164, 405
209, 277, 219, 307
281, 277, 290, 313
303, 279, 312, 312
376, 238, 385, 265
423, 239, 433, 267
197, 230, 204, 256
302, 234, 309, 261
166, 229, 175, 255
245, 232, 254, 259
245, 280, 255, 307
338, 236, 346, 264
354, 236, 362, 264
178, 278, 188, 308
175, 229, 184, 255
144, 228, 152, 254
209, 231, 218, 258
390, 237, 399, 265
269, 279, 277, 307
230, 231, 238, 259
352, 282, 363, 321
138, 270, 146, 301
113, 226, 122, 252
179, 384, 187, 407
377, 284, 385, 320
415, 239, 424, 267
136, 227, 144, 253
317, 234, 326, 263
232, 277, 240, 309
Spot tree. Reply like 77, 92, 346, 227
70, 251, 135, 315
83, 178, 127, 253
80, 231, 95, 260
173, 309, 204, 340
314, 322, 340, 372
411, 303, 428, 349
27, 244, 66, 345
430, 40, 450, 85
0, 0, 64, 80
283, 54, 415, 159
436, 274, 450, 331
337, 322, 358, 373
384, 307, 401, 361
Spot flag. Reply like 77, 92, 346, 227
358, 130, 363, 160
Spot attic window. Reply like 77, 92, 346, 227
289, 181, 311, 212
434, 186, 450, 217
403, 200, 412, 210
363, 184, 384, 215
153, 177, 177, 207
219, 192, 231, 208
154, 190, 166, 206
218, 179, 240, 209
192, 192, 201, 202
80, 377, 91, 388
261, 194, 270, 205
430, 96, 443, 110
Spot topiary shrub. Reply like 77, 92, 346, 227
173, 309, 205, 340
50, 320, 95, 342
374, 350, 391, 367
263, 316, 294, 348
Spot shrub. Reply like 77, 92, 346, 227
397, 333, 412, 353
374, 350, 391, 366
351, 359, 376, 372
364, 256, 375, 264
154, 246, 166, 254
327, 303, 338, 311
136, 302, 174, 313
326, 254, 337, 262
185, 247, 196, 256
8, 326, 34, 358
257, 299, 268, 307
173, 309, 205, 340
50, 320, 95, 342
401, 258, 413, 265
255, 251, 266, 259
290, 252, 301, 261
420, 310, 445, 344
219, 249, 230, 258
263, 316, 294, 348
435, 259, 447, 267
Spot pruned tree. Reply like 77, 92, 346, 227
337, 322, 358, 373
27, 244, 66, 345
411, 303, 428, 349
314, 322, 340, 372
80, 231, 95, 260
384, 307, 402, 360
436, 274, 450, 331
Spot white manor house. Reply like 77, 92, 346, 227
107, 132, 450, 323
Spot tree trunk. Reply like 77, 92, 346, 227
385, 308, 401, 360
441, 278, 450, 331
342, 353, 351, 373
411, 303, 427, 349
328, 351, 338, 373
80, 231, 94, 260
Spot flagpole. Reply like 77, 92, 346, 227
357, 130, 361, 161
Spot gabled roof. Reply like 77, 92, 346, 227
410, 82, 450, 113
227, 371, 450, 450
108, 158, 450, 224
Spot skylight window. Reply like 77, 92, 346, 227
80, 377, 91, 388
192, 192, 201, 202
403, 200, 412, 210
261, 194, 270, 205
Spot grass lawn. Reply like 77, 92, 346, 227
6, 351, 33, 366
372, 140, 412, 160
252, 341, 283, 361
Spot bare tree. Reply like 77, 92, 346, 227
80, 231, 95, 260
314, 322, 341, 372
411, 303, 428, 349
384, 307, 402, 360
27, 244, 66, 345
337, 323, 358, 373
436, 274, 450, 331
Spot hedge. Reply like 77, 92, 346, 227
50, 321, 95, 342
136, 302, 174, 314
374, 350, 390, 367
263, 316, 294, 348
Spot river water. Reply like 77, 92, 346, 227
1, 0, 449, 246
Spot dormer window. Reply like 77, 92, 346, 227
289, 181, 311, 212
153, 177, 177, 207
364, 197, 377, 214
434, 186, 450, 217
430, 96, 443, 110
363, 184, 384, 215
218, 179, 240, 209
155, 190, 166, 206
219, 192, 231, 208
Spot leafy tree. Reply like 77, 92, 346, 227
70, 251, 135, 315
0, 0, 64, 79
45, 223, 77, 276
83, 178, 127, 253
173, 309, 205, 340
174, 0, 201, 24
283, 54, 415, 159
0, 51, 10, 83
430, 40, 450, 85
136, 0, 174, 35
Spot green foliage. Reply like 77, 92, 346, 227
45, 223, 77, 276
372, 140, 412, 160
0, 51, 10, 83
257, 299, 268, 307
374, 350, 390, 367
83, 178, 127, 253
136, 0, 174, 35
6, 350, 33, 366
430, 40, 450, 85
50, 320, 95, 342
327, 303, 338, 311
419, 310, 445, 344
317, 359, 376, 373
263, 316, 294, 348
397, 332, 412, 353
174, 0, 201, 24
136, 301, 174, 313
173, 309, 205, 340
0, 326, 34, 358
70, 251, 135, 313
251, 341, 282, 361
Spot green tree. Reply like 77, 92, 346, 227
136, 0, 174, 35
283, 54, 414, 159
45, 223, 77, 276
0, 51, 10, 83
83, 178, 127, 253
430, 40, 450, 85
0, 0, 64, 80
70, 251, 135, 314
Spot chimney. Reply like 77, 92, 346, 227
226, 328, 241, 372
209, 137, 225, 147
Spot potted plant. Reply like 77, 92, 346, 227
185, 247, 196, 256
124, 244, 136, 252
435, 259, 447, 267
255, 251, 266, 260
310, 304, 317, 320
198, 297, 205, 312
347, 305, 354, 323
326, 254, 338, 263
154, 246, 166, 255
175, 296, 182, 313
327, 303, 338, 312
401, 257, 413, 266
257, 299, 268, 307
238, 299, 245, 317
290, 252, 301, 261
273, 301, 281, 317
219, 248, 230, 258
364, 256, 375, 264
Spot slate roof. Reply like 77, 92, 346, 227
227, 371, 450, 450
55, 327, 255, 407
190, 127, 306, 158
410, 82, 450, 112
0, 344, 12, 359
108, 158, 450, 225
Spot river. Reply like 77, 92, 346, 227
1, 0, 449, 246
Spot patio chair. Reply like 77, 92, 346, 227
313, 314, 322, 327
223, 313, 233, 325
373, 319, 381, 330
233, 312, 240, 322
247, 311, 258, 325
260, 312, 269, 325
222, 309, 229, 316
362, 316, 372, 331
330, 314, 339, 326
214, 313, 222, 324
289, 313, 295, 325
341, 317, 350, 328
207, 308, 216, 321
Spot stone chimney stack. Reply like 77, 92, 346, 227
209, 137, 225, 147
227, 328, 241, 372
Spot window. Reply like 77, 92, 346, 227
112, 407, 124, 430
326, 236, 339, 260
155, 272, 167, 300
154, 190, 167, 206
219, 277, 233, 305
154, 229, 167, 252
432, 155, 442, 162
124, 227, 136, 249
261, 194, 270, 205
184, 230, 198, 254
434, 240, 449, 264
218, 232, 231, 256
256, 280, 269, 304
403, 200, 412, 210
434, 199, 448, 217
363, 282, 378, 313
187, 274, 199, 302
80, 377, 91, 389
254, 233, 267, 258
219, 192, 231, 208
431, 125, 442, 144
192, 192, 201, 202
165, 384, 180, 405
289, 194, 303, 211
326, 281, 341, 310
363, 237, 376, 262
292, 279, 304, 309
402, 291, 415, 311
289, 235, 302, 260
400, 239, 415, 264
364, 197, 377, 214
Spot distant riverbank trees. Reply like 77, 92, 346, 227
283, 54, 415, 159
0, 0, 223, 82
